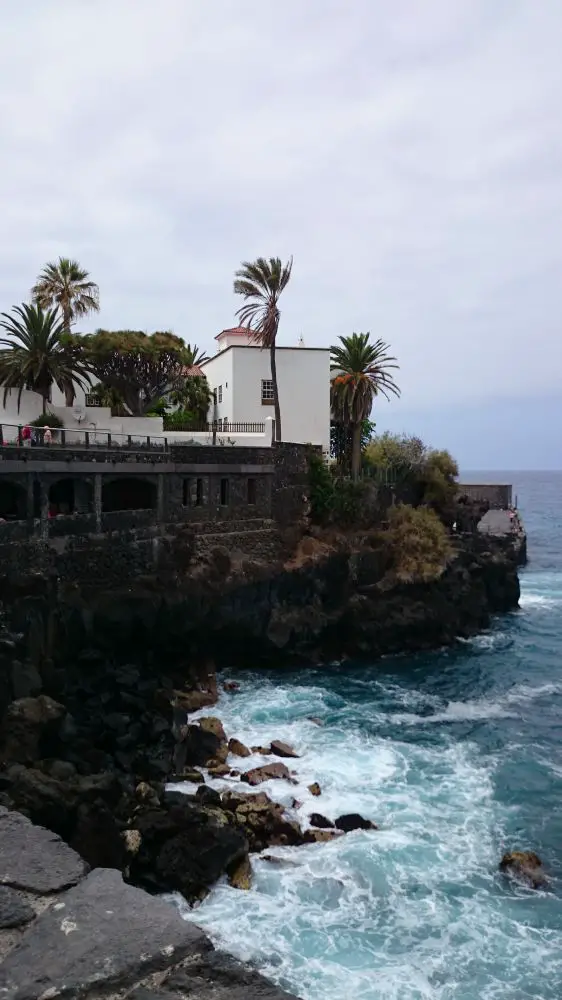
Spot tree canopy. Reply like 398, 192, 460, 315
32, 257, 99, 331
0, 303, 93, 413
83, 330, 189, 416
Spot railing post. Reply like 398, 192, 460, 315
61, 429, 66, 446
212, 421, 217, 446
107, 433, 111, 448
128, 435, 132, 447
0, 424, 3, 446
85, 431, 90, 447
147, 436, 151, 448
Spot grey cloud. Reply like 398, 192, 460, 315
1, 0, 561, 429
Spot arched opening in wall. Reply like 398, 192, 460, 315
0, 481, 26, 521
102, 477, 157, 512
48, 478, 93, 516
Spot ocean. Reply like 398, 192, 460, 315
176, 471, 562, 999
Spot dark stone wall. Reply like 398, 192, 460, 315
272, 443, 318, 527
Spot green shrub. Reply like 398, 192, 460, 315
30, 412, 64, 428
309, 453, 336, 524
163, 410, 200, 431
382, 504, 453, 583
309, 454, 369, 527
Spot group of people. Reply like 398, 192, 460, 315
19, 425, 53, 447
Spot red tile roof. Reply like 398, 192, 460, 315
215, 326, 253, 340
180, 364, 205, 376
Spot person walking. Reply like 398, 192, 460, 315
42, 425, 52, 446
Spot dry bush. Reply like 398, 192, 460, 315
382, 504, 453, 583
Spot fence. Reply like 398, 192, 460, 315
163, 418, 266, 434
0, 422, 169, 452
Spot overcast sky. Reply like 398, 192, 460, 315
1, 1, 561, 468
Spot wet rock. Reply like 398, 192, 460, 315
129, 800, 248, 902
228, 737, 251, 758
0, 868, 210, 1000
165, 950, 299, 999
307, 717, 324, 726
308, 782, 322, 797
251, 746, 272, 755
309, 813, 334, 829
195, 785, 222, 808
170, 688, 217, 715
270, 740, 300, 759
228, 856, 252, 890
208, 763, 231, 777
241, 762, 292, 786
499, 851, 547, 888
199, 716, 227, 743
335, 813, 377, 833
221, 790, 306, 852
173, 767, 205, 784
177, 724, 224, 768
223, 681, 240, 692
0, 695, 66, 764
0, 805, 88, 893
305, 829, 343, 844
0, 886, 35, 929
262, 855, 300, 867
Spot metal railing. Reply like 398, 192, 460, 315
162, 418, 266, 433
0, 423, 169, 451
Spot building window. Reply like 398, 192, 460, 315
218, 385, 223, 403
247, 478, 256, 505
85, 394, 101, 407
195, 478, 204, 506
182, 479, 189, 506
220, 478, 229, 506
261, 379, 274, 404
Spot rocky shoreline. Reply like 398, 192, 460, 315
0, 524, 525, 997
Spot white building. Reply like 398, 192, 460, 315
200, 327, 331, 452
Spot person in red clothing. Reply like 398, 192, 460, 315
21, 424, 32, 448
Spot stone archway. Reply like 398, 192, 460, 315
0, 480, 26, 521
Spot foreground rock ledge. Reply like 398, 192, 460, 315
0, 812, 298, 1000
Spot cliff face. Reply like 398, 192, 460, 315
0, 530, 522, 691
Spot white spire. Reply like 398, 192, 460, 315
297, 334, 305, 347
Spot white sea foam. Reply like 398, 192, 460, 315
170, 676, 562, 999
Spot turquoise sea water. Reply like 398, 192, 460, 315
178, 472, 562, 999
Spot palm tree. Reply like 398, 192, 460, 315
233, 256, 293, 441
32, 257, 100, 404
330, 333, 400, 480
184, 343, 209, 367
0, 303, 93, 414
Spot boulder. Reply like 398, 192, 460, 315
223, 681, 240, 692
270, 740, 300, 759
499, 851, 547, 888
0, 886, 35, 929
208, 764, 231, 777
129, 800, 248, 902
251, 746, 272, 755
228, 738, 251, 758
221, 790, 306, 852
0, 805, 88, 894
0, 695, 66, 764
241, 763, 292, 786
307, 717, 324, 726
308, 782, 322, 797
176, 724, 225, 769
228, 856, 252, 890
305, 829, 343, 844
334, 813, 377, 833
309, 813, 334, 829
199, 716, 227, 743
0, 868, 210, 1000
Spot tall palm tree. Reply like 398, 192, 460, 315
0, 303, 93, 414
330, 333, 400, 480
32, 257, 100, 404
184, 343, 209, 367
233, 256, 293, 441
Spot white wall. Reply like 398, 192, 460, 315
200, 350, 234, 423
220, 346, 330, 450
